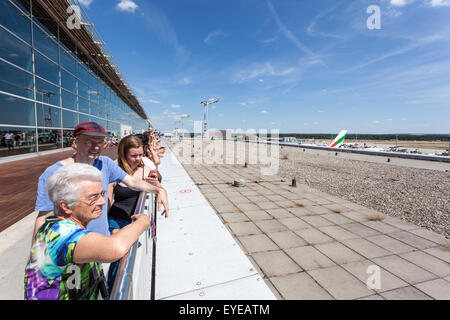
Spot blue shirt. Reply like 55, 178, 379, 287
35, 156, 127, 236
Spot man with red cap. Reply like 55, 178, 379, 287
33, 122, 169, 238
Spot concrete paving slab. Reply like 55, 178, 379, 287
399, 251, 450, 277
286, 207, 313, 217
409, 228, 448, 245
269, 272, 334, 300
323, 204, 352, 213
267, 231, 307, 249
366, 234, 416, 254
372, 255, 438, 284
414, 279, 450, 300
357, 295, 385, 300
361, 220, 399, 234
307, 266, 374, 300
424, 246, 450, 264
257, 201, 281, 210
321, 213, 354, 225
388, 231, 436, 250
252, 250, 302, 277
254, 220, 288, 234
340, 211, 370, 222
340, 260, 408, 293
227, 222, 262, 236
307, 206, 334, 215
302, 216, 335, 228
315, 242, 365, 265
341, 238, 391, 259
285, 246, 336, 271
220, 212, 250, 223
383, 216, 421, 231
236, 203, 261, 212
341, 222, 381, 237
243, 210, 273, 221
237, 234, 279, 253
266, 208, 294, 219
380, 286, 433, 300
294, 228, 334, 245
278, 217, 312, 230
318, 225, 360, 241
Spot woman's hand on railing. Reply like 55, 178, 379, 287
156, 187, 169, 218
131, 214, 151, 230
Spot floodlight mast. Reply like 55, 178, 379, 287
179, 114, 190, 139
200, 98, 220, 139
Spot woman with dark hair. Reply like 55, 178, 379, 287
106, 135, 155, 292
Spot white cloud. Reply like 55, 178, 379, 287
317, 109, 325, 113
425, 0, 450, 6
179, 77, 191, 85
260, 110, 268, 114
390, 0, 415, 6
204, 30, 226, 44
372, 120, 380, 124
170, 104, 182, 109
78, 0, 94, 7
234, 61, 296, 83
117, 0, 138, 13
140, 98, 161, 104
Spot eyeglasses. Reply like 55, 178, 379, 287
77, 138, 106, 148
80, 190, 106, 206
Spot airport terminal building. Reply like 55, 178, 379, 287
0, 0, 150, 158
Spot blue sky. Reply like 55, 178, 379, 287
79, 0, 450, 134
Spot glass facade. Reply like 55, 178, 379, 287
0, 0, 148, 158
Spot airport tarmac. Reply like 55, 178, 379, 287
167, 139, 450, 300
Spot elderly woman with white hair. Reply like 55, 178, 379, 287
24, 163, 150, 300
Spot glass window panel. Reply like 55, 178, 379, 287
61, 89, 77, 111
0, 93, 35, 126
89, 88, 98, 104
78, 65, 89, 84
33, 24, 58, 63
0, 60, 33, 98
89, 73, 98, 91
61, 69, 76, 93
37, 128, 61, 152
60, 49, 76, 75
34, 52, 58, 84
78, 80, 88, 99
96, 119, 106, 130
62, 110, 77, 129
0, 0, 31, 43
36, 104, 60, 127
90, 102, 99, 117
0, 27, 32, 71
63, 129, 74, 148
78, 96, 89, 114
79, 114, 90, 123
0, 126, 36, 157
35, 77, 59, 106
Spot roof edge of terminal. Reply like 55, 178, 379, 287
26, 0, 148, 120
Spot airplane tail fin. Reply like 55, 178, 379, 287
330, 130, 348, 148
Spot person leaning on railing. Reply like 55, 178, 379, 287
106, 134, 160, 292
24, 163, 150, 300
32, 122, 169, 241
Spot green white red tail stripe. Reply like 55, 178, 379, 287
330, 130, 348, 148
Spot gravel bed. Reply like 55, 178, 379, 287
277, 149, 450, 237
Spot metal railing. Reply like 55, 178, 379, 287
109, 192, 157, 300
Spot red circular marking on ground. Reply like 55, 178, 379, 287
179, 189, 193, 194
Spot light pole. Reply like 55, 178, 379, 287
179, 114, 190, 139
200, 98, 219, 139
